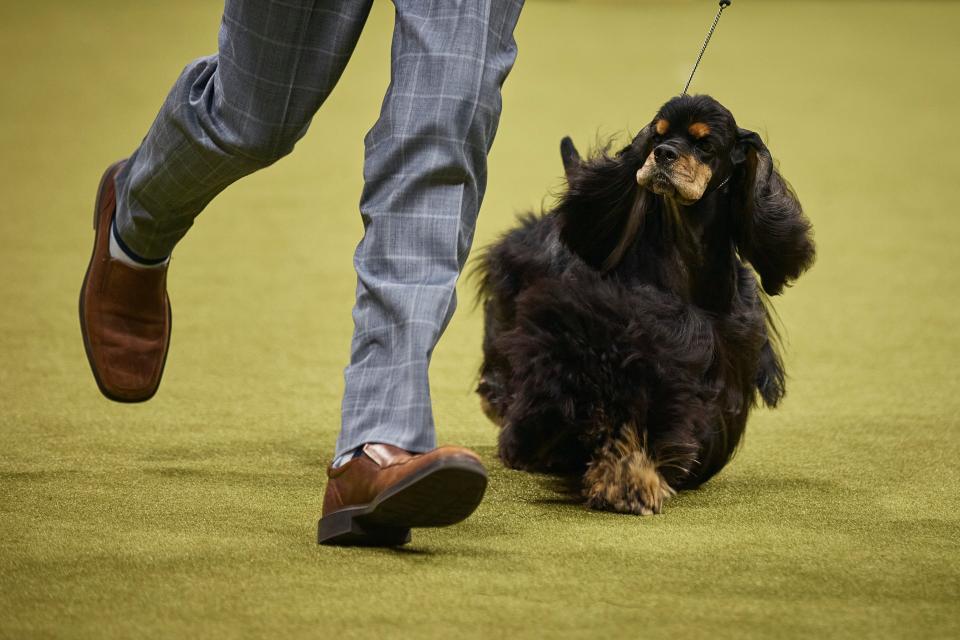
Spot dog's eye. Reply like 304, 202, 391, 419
697, 141, 715, 156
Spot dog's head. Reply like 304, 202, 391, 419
559, 94, 814, 294
635, 94, 737, 206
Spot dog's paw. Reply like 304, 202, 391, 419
496, 423, 533, 471
583, 449, 676, 515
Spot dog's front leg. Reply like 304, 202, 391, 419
583, 424, 676, 515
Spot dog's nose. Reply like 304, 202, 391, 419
654, 144, 679, 166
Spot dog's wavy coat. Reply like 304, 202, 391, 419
475, 95, 815, 514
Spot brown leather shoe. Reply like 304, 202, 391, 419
318, 443, 488, 546
79, 160, 172, 403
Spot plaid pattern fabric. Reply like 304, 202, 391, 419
113, 0, 524, 457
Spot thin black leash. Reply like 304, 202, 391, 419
681, 0, 732, 96
682, 0, 734, 195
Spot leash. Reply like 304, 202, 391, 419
683, 1, 734, 197
681, 0, 732, 96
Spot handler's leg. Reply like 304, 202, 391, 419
336, 0, 524, 456
318, 0, 524, 546
81, 1, 373, 402
114, 0, 374, 260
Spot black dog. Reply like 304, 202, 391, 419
474, 94, 815, 514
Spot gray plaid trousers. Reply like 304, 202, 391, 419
113, 0, 524, 457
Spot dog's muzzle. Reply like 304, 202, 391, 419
636, 152, 712, 206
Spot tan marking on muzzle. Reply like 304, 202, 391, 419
688, 122, 711, 139
655, 118, 670, 135
636, 152, 657, 187
635, 152, 712, 206
673, 153, 713, 204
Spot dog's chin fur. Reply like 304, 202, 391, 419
474, 94, 815, 516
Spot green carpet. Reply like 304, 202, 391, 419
1, 1, 958, 637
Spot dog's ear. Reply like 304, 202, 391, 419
732, 129, 816, 295
558, 126, 655, 271
621, 125, 655, 159
560, 136, 582, 181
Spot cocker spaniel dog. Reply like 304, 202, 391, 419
475, 94, 815, 515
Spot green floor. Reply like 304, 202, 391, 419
2, 1, 958, 637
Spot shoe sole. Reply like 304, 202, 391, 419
317, 457, 488, 547
78, 160, 172, 403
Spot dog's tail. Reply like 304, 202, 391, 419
560, 136, 581, 179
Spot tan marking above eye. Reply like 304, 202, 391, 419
655, 119, 670, 135
688, 122, 711, 139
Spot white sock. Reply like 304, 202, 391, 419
331, 447, 362, 468
109, 222, 169, 269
